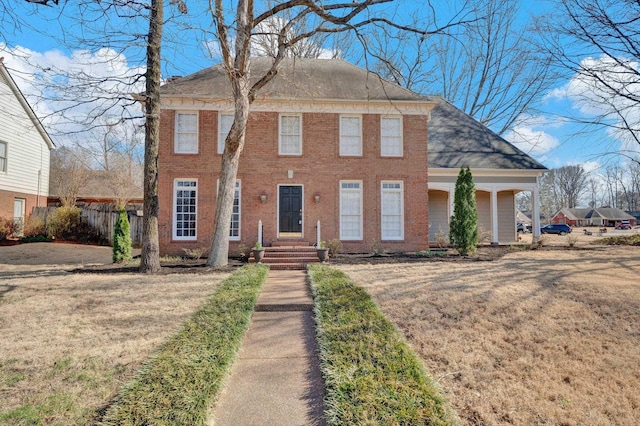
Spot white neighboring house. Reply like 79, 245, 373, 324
0, 59, 54, 229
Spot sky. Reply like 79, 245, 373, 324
1, 0, 638, 184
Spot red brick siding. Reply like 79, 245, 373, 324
158, 110, 429, 255
0, 190, 41, 220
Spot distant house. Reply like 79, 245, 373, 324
0, 59, 54, 225
552, 207, 636, 227
48, 169, 143, 208
156, 58, 546, 255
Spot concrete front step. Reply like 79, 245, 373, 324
270, 240, 313, 247
250, 246, 322, 270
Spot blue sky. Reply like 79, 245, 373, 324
2, 0, 637, 177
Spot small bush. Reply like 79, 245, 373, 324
370, 239, 386, 255
112, 210, 132, 263
326, 238, 342, 258
46, 206, 82, 239
22, 215, 46, 238
182, 247, 205, 260
434, 226, 449, 248
0, 217, 12, 240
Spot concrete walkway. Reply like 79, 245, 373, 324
210, 270, 325, 425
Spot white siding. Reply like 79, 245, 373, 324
476, 191, 491, 239
0, 72, 51, 197
428, 190, 449, 242
497, 191, 516, 242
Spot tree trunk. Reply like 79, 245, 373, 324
207, 91, 250, 267
140, 0, 162, 273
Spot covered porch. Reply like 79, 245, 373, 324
428, 170, 542, 245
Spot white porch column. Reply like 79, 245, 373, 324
532, 178, 541, 242
258, 220, 263, 246
491, 189, 499, 245
448, 188, 455, 220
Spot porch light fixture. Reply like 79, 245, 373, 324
314, 193, 321, 203
259, 192, 268, 203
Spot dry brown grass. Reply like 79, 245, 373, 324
0, 244, 229, 424
337, 246, 640, 425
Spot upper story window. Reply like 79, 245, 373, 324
340, 115, 362, 156
175, 111, 198, 154
279, 114, 302, 155
0, 141, 7, 172
381, 116, 403, 157
218, 113, 234, 154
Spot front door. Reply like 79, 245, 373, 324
279, 185, 302, 237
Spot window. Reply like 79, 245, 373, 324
230, 181, 241, 240
216, 180, 242, 240
381, 116, 403, 157
340, 115, 362, 156
279, 114, 302, 155
340, 181, 363, 240
175, 112, 198, 153
218, 113, 234, 154
0, 141, 6, 172
381, 181, 404, 240
173, 179, 197, 240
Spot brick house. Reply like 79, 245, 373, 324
157, 58, 545, 255
552, 207, 636, 227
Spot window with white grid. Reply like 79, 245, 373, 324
340, 181, 363, 240
173, 179, 197, 240
216, 179, 242, 240
381, 116, 403, 157
279, 114, 302, 155
218, 113, 233, 154
175, 112, 198, 153
230, 181, 241, 240
340, 115, 362, 156
381, 181, 404, 240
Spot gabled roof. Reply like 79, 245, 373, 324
428, 97, 546, 170
0, 59, 55, 150
556, 207, 635, 221
160, 57, 429, 103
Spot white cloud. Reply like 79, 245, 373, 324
548, 55, 640, 149
0, 44, 146, 145
505, 116, 560, 158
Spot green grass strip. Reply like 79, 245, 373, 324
309, 264, 453, 425
101, 264, 268, 426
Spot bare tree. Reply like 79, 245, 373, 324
555, 165, 589, 208
49, 146, 91, 207
371, 0, 557, 135
540, 0, 640, 158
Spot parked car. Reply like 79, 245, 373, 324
540, 224, 572, 235
517, 222, 532, 233
615, 221, 632, 230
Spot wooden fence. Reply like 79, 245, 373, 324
32, 206, 143, 246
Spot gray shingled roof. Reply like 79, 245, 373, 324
160, 57, 428, 102
428, 98, 546, 170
